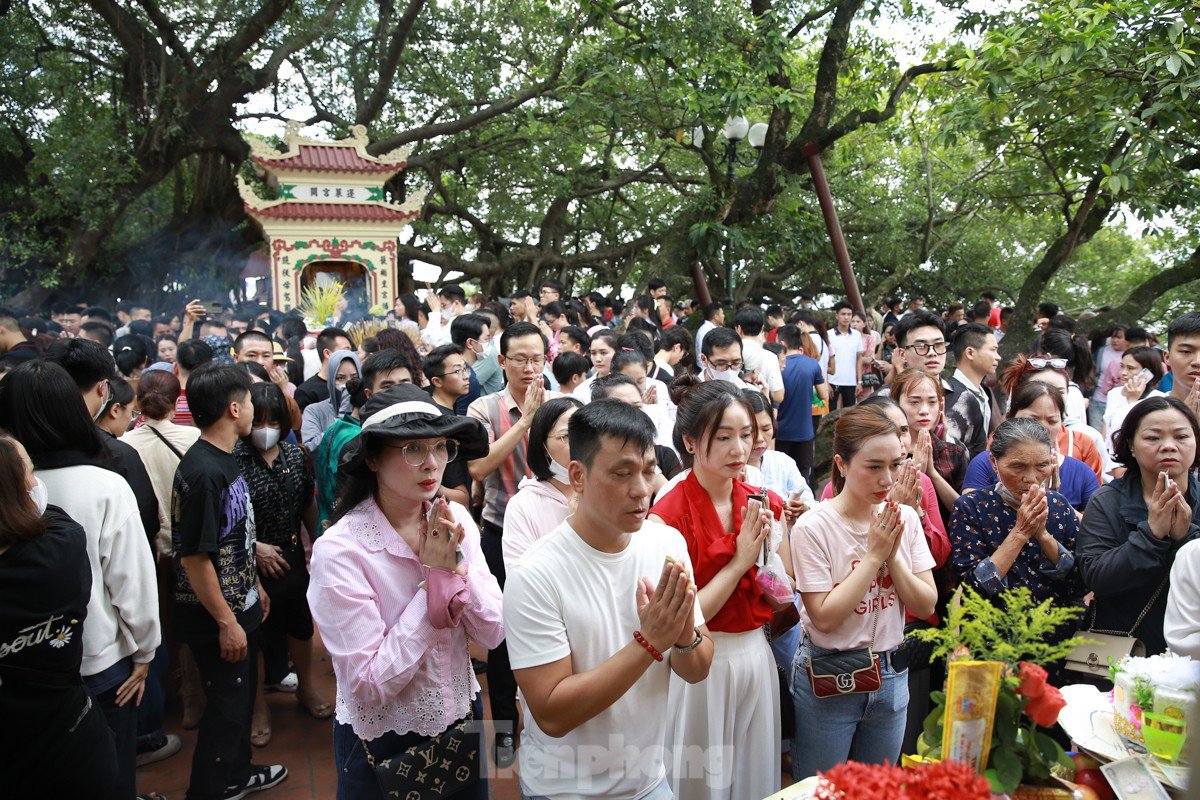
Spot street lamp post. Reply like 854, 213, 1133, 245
719, 117, 768, 307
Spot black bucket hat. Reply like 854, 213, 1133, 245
338, 384, 488, 476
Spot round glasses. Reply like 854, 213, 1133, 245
385, 440, 459, 466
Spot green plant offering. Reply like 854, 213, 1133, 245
911, 587, 1088, 795
298, 281, 344, 326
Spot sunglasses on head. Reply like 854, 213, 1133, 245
1027, 357, 1068, 370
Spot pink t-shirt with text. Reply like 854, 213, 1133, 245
791, 502, 934, 652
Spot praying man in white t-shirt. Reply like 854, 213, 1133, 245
504, 399, 714, 800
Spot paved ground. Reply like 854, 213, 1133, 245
139, 632, 794, 799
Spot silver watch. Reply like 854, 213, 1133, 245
675, 628, 704, 654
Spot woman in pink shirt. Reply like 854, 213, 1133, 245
501, 398, 582, 572
790, 406, 938, 780
308, 385, 504, 800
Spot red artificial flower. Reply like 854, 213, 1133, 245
1025, 684, 1066, 727
1016, 662, 1049, 700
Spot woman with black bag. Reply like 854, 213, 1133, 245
1076, 396, 1200, 661
789, 406, 937, 780
308, 384, 502, 800
234, 382, 330, 747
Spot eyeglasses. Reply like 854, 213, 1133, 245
708, 359, 743, 371
1027, 357, 1068, 370
903, 342, 948, 355
505, 355, 546, 369
384, 440, 459, 467
439, 366, 471, 379
548, 432, 570, 444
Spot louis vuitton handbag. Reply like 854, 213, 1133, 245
364, 637, 481, 798
1065, 577, 1167, 678
806, 568, 884, 698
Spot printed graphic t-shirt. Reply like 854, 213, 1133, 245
791, 502, 934, 652
172, 439, 261, 642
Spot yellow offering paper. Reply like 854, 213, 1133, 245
942, 661, 1003, 774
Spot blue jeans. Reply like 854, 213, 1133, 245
790, 639, 909, 780
333, 695, 486, 800
523, 777, 674, 800
136, 643, 170, 744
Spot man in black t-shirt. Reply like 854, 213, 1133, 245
171, 364, 287, 800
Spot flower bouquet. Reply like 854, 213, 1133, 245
910, 588, 1090, 797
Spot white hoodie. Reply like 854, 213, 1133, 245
37, 464, 161, 676
502, 476, 571, 573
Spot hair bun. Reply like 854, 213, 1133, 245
668, 372, 703, 406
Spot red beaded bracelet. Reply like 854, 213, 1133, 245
633, 631, 663, 662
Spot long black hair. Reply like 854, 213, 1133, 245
0, 360, 105, 466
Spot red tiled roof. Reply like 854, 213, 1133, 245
246, 202, 418, 223
253, 145, 404, 174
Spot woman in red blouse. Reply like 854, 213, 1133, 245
649, 378, 789, 800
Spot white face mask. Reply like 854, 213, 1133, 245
548, 454, 571, 482
250, 426, 281, 451
707, 362, 740, 383
29, 477, 48, 516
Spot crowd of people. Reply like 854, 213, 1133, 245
1, 279, 1199, 800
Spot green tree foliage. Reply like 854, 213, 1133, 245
0, 0, 1196, 321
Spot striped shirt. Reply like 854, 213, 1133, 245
467, 386, 560, 527
174, 391, 194, 427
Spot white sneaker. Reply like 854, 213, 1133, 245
264, 672, 298, 693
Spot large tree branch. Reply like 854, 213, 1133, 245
796, 0, 865, 143
84, 0, 158, 67
202, 0, 292, 78
368, 63, 568, 154
355, 0, 427, 125
787, 0, 840, 38
132, 0, 195, 70
812, 60, 957, 150
1079, 245, 1200, 335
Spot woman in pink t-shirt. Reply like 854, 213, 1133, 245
789, 406, 938, 780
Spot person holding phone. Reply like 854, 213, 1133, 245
789, 405, 937, 780
649, 377, 789, 800
1102, 345, 1166, 458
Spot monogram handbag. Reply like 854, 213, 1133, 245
364, 636, 481, 797
806, 569, 883, 698
1065, 578, 1167, 677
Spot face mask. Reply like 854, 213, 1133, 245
995, 481, 1022, 508
29, 477, 48, 516
708, 365, 740, 383
548, 453, 571, 482
483, 338, 499, 358
92, 381, 111, 422
250, 427, 281, 451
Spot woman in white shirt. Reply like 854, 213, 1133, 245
789, 405, 937, 780
0, 360, 160, 800
1103, 345, 1166, 458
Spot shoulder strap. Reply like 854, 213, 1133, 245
1088, 573, 1170, 636
146, 425, 186, 460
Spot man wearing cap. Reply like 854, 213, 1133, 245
309, 385, 502, 800
234, 329, 302, 434
466, 321, 560, 766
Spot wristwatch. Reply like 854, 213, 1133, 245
675, 628, 705, 654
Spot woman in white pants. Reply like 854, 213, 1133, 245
649, 377, 790, 800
